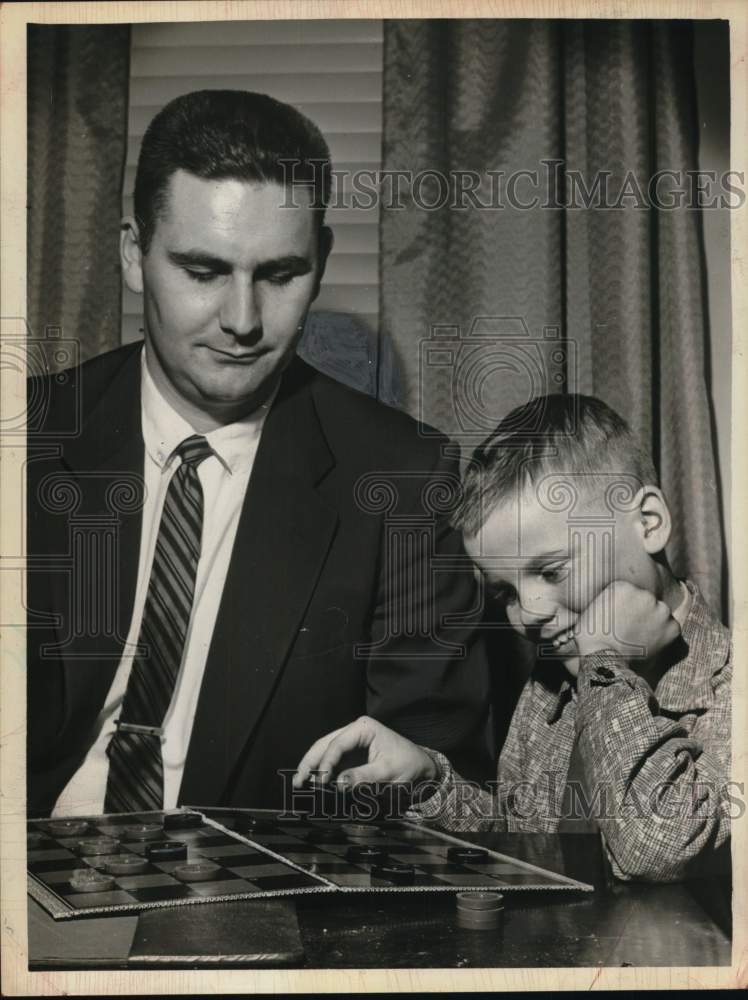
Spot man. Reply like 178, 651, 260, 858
27, 90, 490, 817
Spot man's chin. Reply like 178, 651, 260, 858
195, 372, 280, 416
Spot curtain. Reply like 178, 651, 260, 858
380, 19, 726, 617
27, 25, 131, 371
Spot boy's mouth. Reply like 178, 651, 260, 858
540, 626, 577, 652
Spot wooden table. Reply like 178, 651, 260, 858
28, 833, 731, 969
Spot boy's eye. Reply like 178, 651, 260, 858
540, 563, 568, 584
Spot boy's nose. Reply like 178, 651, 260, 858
516, 583, 558, 628
517, 600, 557, 628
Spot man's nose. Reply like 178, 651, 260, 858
219, 277, 260, 338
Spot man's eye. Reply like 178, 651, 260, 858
264, 273, 295, 286
185, 270, 218, 284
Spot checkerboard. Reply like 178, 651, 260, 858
28, 808, 592, 919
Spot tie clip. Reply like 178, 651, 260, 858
115, 720, 165, 741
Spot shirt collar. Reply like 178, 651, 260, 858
141, 347, 275, 475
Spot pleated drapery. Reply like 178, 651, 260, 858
27, 25, 131, 370
380, 19, 726, 616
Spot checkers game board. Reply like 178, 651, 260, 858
28, 808, 593, 919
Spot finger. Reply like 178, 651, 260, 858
337, 758, 402, 788
314, 719, 378, 784
294, 725, 348, 787
664, 616, 681, 642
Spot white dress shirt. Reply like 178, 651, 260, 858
53, 349, 273, 815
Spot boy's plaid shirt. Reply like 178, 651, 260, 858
408, 581, 732, 882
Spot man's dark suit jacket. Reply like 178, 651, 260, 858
27, 342, 491, 816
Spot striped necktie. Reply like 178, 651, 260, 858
104, 434, 213, 813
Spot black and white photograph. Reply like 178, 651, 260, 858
1, 1, 745, 992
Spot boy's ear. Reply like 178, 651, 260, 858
635, 485, 672, 554
120, 217, 144, 295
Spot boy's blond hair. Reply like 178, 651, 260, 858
453, 393, 658, 537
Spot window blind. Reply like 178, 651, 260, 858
122, 19, 382, 345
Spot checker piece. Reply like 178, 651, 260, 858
103, 854, 149, 875
371, 862, 415, 885
164, 811, 204, 831
70, 868, 116, 893
343, 823, 382, 840
76, 836, 120, 856
124, 822, 163, 841
145, 840, 187, 861
47, 819, 90, 838
456, 890, 504, 931
346, 845, 388, 864
173, 861, 220, 882
447, 846, 489, 864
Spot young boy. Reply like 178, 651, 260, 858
294, 394, 732, 882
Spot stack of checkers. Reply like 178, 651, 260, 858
455, 891, 505, 931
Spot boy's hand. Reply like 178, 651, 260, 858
573, 580, 681, 667
293, 716, 438, 789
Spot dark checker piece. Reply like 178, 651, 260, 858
77, 836, 120, 856
145, 840, 188, 861
124, 822, 164, 841
70, 869, 116, 893
447, 846, 489, 863
164, 811, 204, 831
346, 845, 388, 864
371, 862, 415, 886
104, 854, 150, 875
173, 861, 221, 883
47, 820, 90, 838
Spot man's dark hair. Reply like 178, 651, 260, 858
453, 393, 659, 537
133, 89, 332, 253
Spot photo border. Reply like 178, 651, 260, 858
2, 0, 746, 992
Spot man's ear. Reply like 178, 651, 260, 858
634, 485, 672, 554
311, 225, 334, 301
120, 217, 144, 295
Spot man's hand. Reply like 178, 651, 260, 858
572, 580, 681, 668
293, 716, 438, 789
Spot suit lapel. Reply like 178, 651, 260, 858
180, 360, 338, 805
57, 346, 145, 725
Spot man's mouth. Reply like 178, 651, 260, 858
206, 346, 265, 363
